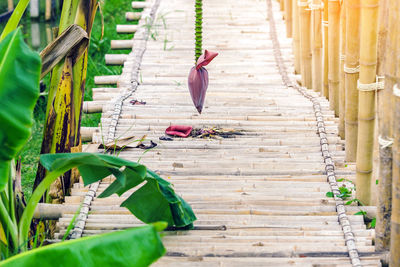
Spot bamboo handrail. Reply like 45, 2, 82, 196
355, 0, 380, 206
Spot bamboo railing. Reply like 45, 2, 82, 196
280, 0, 398, 262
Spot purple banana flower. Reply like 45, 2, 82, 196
188, 50, 218, 113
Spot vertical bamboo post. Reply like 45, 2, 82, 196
284, 0, 293, 37
311, 0, 323, 92
389, 2, 400, 263
292, 0, 301, 74
30, 0, 40, 19
7, 0, 13, 11
344, 0, 361, 162
391, 83, 400, 267
280, 0, 285, 12
45, 0, 52, 21
355, 0, 379, 206
328, 0, 340, 116
338, 3, 346, 138
298, 0, 312, 88
376, 0, 394, 251
323, 0, 329, 98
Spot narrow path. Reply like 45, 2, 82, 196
57, 0, 381, 265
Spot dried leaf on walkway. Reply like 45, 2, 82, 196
98, 135, 147, 150
191, 127, 244, 139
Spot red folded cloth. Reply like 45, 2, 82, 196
165, 125, 193, 138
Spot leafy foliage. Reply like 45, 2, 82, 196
1, 223, 166, 267
0, 28, 41, 190
40, 153, 196, 228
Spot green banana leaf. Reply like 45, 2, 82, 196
0, 223, 166, 267
40, 153, 196, 228
0, 29, 41, 191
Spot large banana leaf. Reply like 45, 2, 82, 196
40, 153, 196, 228
0, 223, 166, 267
0, 29, 41, 191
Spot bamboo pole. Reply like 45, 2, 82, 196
298, 0, 312, 88
30, 0, 39, 18
344, 0, 360, 162
375, 0, 394, 251
284, 0, 292, 37
8, 0, 13, 11
391, 82, 400, 267
355, 0, 379, 206
45, 0, 52, 21
328, 0, 340, 116
292, 0, 301, 74
323, 0, 329, 98
389, 2, 400, 263
280, 0, 285, 12
338, 3, 346, 139
311, 0, 323, 93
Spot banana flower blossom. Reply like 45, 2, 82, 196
188, 50, 218, 113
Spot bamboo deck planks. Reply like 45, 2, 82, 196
53, 0, 382, 265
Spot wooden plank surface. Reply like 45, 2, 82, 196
55, 0, 381, 265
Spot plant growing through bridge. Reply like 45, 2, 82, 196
195, 0, 203, 61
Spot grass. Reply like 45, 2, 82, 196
82, 0, 142, 126
1, 0, 143, 199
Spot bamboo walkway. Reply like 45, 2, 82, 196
56, 0, 383, 265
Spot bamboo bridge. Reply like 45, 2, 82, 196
47, 0, 392, 265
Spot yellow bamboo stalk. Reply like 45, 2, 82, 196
375, 0, 393, 251
328, 0, 340, 116
292, 0, 301, 74
323, 0, 329, 98
45, 0, 52, 21
299, 0, 312, 88
391, 83, 400, 267
338, 2, 346, 138
355, 0, 379, 206
8, 0, 13, 11
344, 0, 360, 162
311, 0, 323, 92
280, 0, 285, 12
390, 2, 400, 263
284, 0, 293, 37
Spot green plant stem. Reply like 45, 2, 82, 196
18, 170, 64, 251
0, 0, 31, 41
195, 0, 202, 61
0, 198, 18, 252
8, 162, 16, 226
